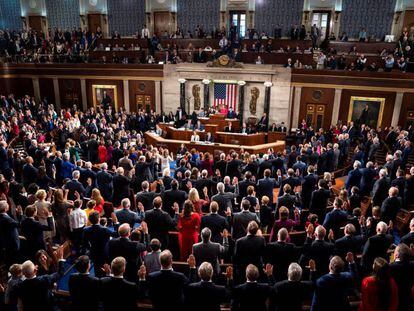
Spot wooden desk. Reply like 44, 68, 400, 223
328, 41, 396, 55
144, 132, 285, 154
166, 127, 205, 141
267, 131, 287, 143
199, 117, 240, 132
216, 132, 266, 146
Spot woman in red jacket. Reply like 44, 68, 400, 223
359, 257, 399, 311
98, 141, 107, 164
178, 200, 201, 261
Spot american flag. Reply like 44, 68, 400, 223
214, 83, 238, 111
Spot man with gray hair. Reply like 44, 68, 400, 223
401, 217, 414, 245
65, 170, 86, 200
361, 221, 393, 273
272, 262, 316, 311
96, 162, 113, 201
211, 181, 238, 216
184, 261, 229, 311
115, 198, 144, 227
372, 168, 390, 206
0, 200, 20, 266
192, 227, 229, 276
334, 223, 365, 259
345, 160, 362, 192
13, 248, 65, 311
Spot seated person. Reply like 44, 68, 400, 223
205, 132, 214, 143
190, 131, 200, 142
255, 56, 264, 64
240, 122, 251, 134
269, 122, 278, 132
192, 120, 205, 131
225, 121, 234, 133
227, 107, 237, 119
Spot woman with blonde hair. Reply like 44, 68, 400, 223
188, 187, 209, 214
91, 188, 105, 215
34, 189, 54, 242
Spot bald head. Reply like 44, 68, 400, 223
118, 223, 131, 237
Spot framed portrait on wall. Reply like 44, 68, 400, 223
92, 85, 118, 111
347, 96, 385, 128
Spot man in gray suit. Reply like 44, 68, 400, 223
192, 227, 229, 276
211, 182, 238, 216
230, 200, 260, 241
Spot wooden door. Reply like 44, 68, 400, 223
88, 14, 102, 33
136, 95, 153, 113
28, 16, 43, 33
154, 12, 171, 36
306, 104, 326, 130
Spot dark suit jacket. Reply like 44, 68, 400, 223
162, 189, 188, 216
309, 188, 331, 220
100, 276, 143, 311
232, 282, 272, 311
68, 273, 100, 311
372, 177, 390, 207
185, 281, 228, 311
390, 260, 414, 311
192, 240, 227, 275
277, 194, 298, 213
144, 208, 178, 249
21, 216, 53, 257
96, 170, 113, 200
401, 231, 414, 245
15, 260, 65, 311
359, 167, 377, 195
82, 224, 117, 264
301, 173, 318, 209
231, 211, 260, 241
22, 164, 38, 187
272, 279, 314, 311
65, 179, 86, 200
0, 212, 20, 254
322, 209, 349, 239
147, 269, 190, 311
108, 236, 148, 282
257, 177, 278, 204
301, 238, 334, 276
265, 241, 299, 281
334, 234, 364, 259
226, 159, 243, 178
361, 233, 393, 271
112, 174, 131, 206
211, 192, 237, 216
234, 235, 266, 277
380, 196, 402, 223
200, 213, 229, 243
345, 168, 362, 191
136, 191, 159, 211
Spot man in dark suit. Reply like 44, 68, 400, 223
277, 184, 299, 214
231, 48, 242, 62
100, 256, 146, 310
390, 243, 414, 311
224, 121, 235, 133
391, 168, 406, 199
22, 156, 38, 188
211, 182, 238, 216
65, 170, 86, 200
334, 223, 365, 259
82, 211, 118, 277
265, 228, 299, 281
231, 200, 260, 241
372, 169, 390, 207
233, 221, 266, 284
0, 201, 20, 266
226, 153, 243, 179
231, 263, 273, 310
112, 167, 131, 207
404, 166, 414, 206
108, 223, 149, 282
14, 249, 65, 311
322, 197, 349, 239
79, 161, 97, 189
227, 107, 237, 119
345, 160, 362, 192
359, 161, 377, 196
192, 227, 229, 276
271, 262, 316, 311
184, 261, 229, 311
301, 165, 318, 209
380, 186, 402, 224
361, 221, 393, 273
96, 163, 113, 201
147, 250, 195, 311
238, 172, 256, 201
200, 202, 229, 243
144, 196, 179, 250
162, 179, 187, 216
115, 198, 144, 227
87, 134, 99, 163
257, 155, 273, 179
194, 47, 207, 63
401, 217, 414, 245
194, 170, 217, 199
309, 179, 331, 222
278, 168, 301, 197
300, 225, 334, 277
136, 180, 164, 211
311, 253, 357, 311
257, 169, 278, 206
20, 205, 54, 259
69, 255, 100, 311
257, 113, 268, 132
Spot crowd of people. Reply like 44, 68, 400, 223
0, 92, 413, 311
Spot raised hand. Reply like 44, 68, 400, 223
173, 202, 179, 213
308, 259, 316, 271
345, 252, 354, 263
187, 254, 196, 268
138, 264, 146, 279
225, 207, 232, 217
264, 263, 273, 277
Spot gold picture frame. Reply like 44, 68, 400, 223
347, 96, 385, 128
92, 85, 118, 111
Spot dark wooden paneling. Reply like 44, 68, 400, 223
28, 16, 43, 33
154, 12, 171, 36
88, 14, 102, 33
59, 79, 82, 110
0, 78, 34, 98
399, 93, 414, 127
299, 87, 335, 129
39, 78, 55, 104
128, 80, 155, 112
86, 79, 124, 111
338, 90, 396, 128
328, 41, 396, 54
